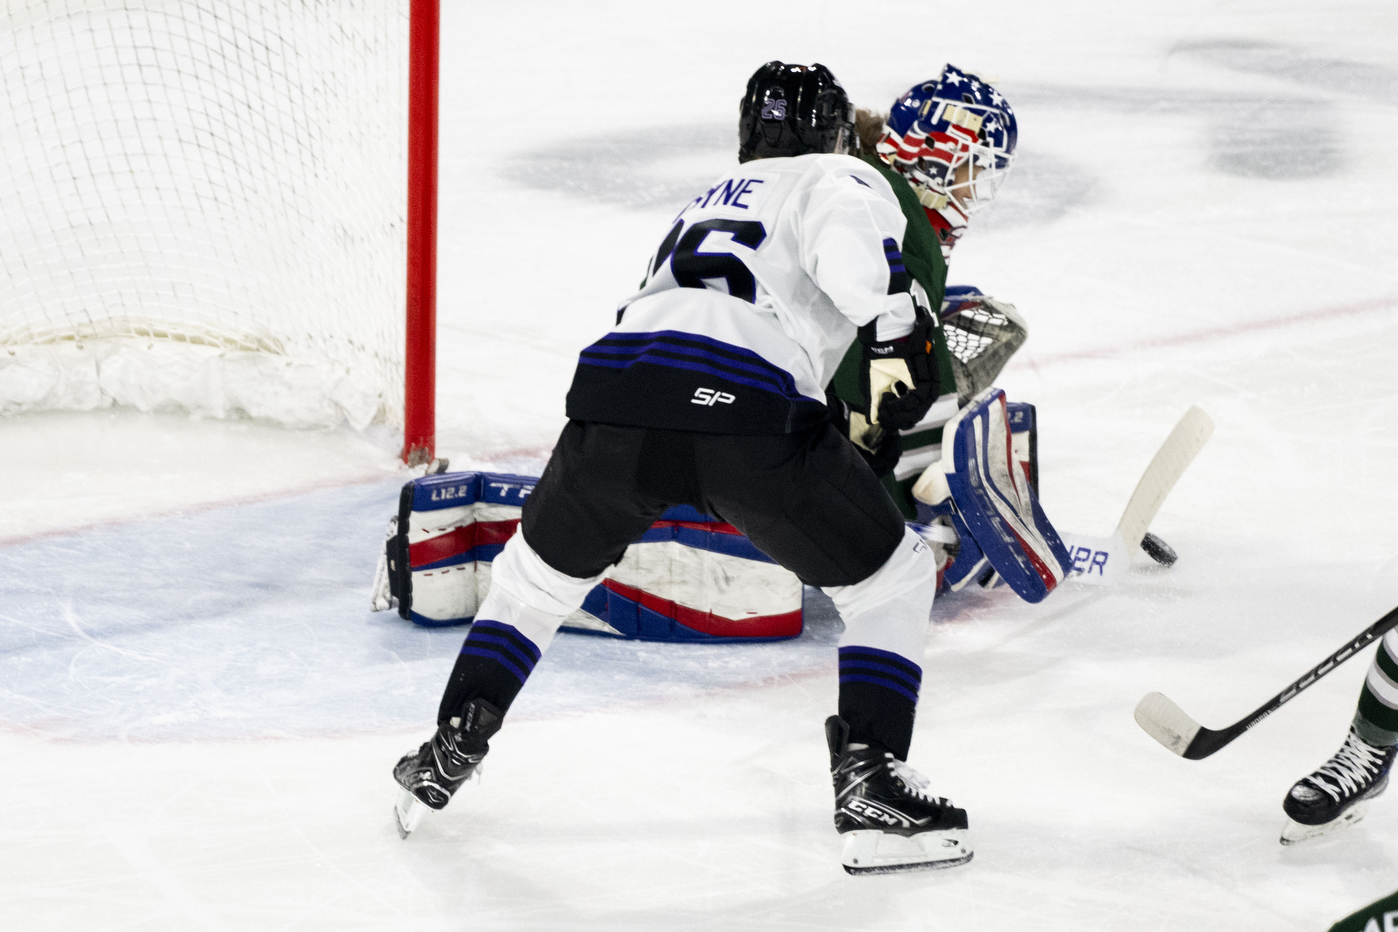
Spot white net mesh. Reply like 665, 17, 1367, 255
0, 1, 409, 429
941, 295, 1028, 405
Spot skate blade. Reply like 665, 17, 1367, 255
841, 828, 973, 875
1279, 800, 1370, 846
395, 788, 430, 839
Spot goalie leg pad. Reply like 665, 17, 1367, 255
940, 512, 990, 593
371, 466, 807, 642
377, 471, 536, 627
941, 388, 1071, 603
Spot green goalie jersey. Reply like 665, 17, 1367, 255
830, 154, 960, 519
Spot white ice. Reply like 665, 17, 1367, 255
4, 0, 1398, 929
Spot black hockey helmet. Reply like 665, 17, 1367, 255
738, 61, 855, 163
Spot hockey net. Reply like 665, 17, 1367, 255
0, 2, 426, 436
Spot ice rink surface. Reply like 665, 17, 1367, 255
4, 0, 1398, 928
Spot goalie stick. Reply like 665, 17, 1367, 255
1060, 405, 1213, 584
1135, 605, 1398, 760
1117, 405, 1214, 553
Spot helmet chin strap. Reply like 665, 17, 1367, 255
922, 202, 967, 259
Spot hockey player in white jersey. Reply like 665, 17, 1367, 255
393, 61, 971, 874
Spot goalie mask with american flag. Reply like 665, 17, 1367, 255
875, 65, 1018, 253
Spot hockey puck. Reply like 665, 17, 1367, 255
1140, 532, 1177, 567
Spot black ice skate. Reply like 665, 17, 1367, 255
825, 716, 972, 874
1280, 727, 1397, 846
392, 699, 503, 838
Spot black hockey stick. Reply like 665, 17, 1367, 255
1135, 605, 1398, 760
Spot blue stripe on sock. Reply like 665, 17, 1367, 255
465, 631, 541, 671
470, 620, 542, 661
839, 657, 922, 692
459, 645, 531, 685
839, 673, 920, 703
839, 646, 922, 703
839, 645, 922, 679
459, 620, 543, 686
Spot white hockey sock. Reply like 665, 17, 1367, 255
478, 531, 608, 653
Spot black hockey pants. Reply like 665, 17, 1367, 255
521, 420, 906, 588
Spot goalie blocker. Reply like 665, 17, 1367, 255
912, 388, 1072, 603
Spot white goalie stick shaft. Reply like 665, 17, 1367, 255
1115, 405, 1214, 551
1060, 405, 1212, 584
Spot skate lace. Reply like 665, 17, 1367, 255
1308, 731, 1387, 802
889, 758, 949, 806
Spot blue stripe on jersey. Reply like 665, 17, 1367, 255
460, 620, 542, 686
584, 335, 781, 384
578, 330, 804, 400
883, 239, 904, 271
882, 238, 909, 294
581, 351, 787, 397
838, 645, 922, 703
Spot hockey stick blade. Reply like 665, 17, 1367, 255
1134, 692, 1201, 756
1135, 605, 1398, 760
1116, 406, 1213, 552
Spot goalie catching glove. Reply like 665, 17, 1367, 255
858, 303, 940, 432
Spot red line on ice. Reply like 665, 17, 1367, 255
1011, 294, 1398, 369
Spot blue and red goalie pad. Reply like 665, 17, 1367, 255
385, 472, 804, 642
939, 389, 1071, 602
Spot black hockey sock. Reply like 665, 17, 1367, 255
1354, 638, 1398, 748
837, 645, 921, 761
436, 620, 543, 726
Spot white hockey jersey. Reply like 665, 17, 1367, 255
565, 153, 918, 434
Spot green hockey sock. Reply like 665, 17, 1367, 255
1353, 633, 1398, 748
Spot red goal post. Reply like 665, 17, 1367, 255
404, 0, 438, 466
0, 0, 441, 464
